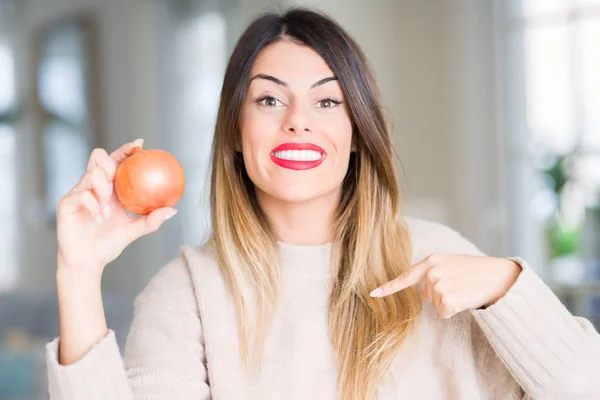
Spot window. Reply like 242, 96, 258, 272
0, 42, 17, 292
37, 20, 94, 220
502, 0, 600, 322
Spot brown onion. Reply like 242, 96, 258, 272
114, 147, 185, 215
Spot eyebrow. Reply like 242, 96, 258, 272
248, 74, 338, 89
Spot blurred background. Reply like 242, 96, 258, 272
0, 0, 598, 398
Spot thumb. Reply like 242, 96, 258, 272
127, 207, 178, 242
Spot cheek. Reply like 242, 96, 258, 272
239, 107, 282, 181
324, 112, 353, 155
240, 107, 279, 152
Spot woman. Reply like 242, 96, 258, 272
47, 8, 600, 400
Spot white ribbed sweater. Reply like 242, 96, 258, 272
46, 218, 600, 399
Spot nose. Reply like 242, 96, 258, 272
282, 104, 312, 135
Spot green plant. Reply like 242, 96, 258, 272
540, 152, 581, 258
546, 218, 581, 258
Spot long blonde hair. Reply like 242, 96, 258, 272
209, 8, 422, 399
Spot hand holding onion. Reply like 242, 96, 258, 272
56, 139, 184, 274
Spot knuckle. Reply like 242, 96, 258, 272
439, 293, 454, 311
378, 282, 390, 293
91, 166, 105, 178
80, 190, 92, 200
57, 196, 67, 209
106, 161, 117, 175
81, 190, 98, 206
432, 280, 444, 295
78, 191, 92, 204
98, 151, 117, 173
86, 168, 98, 182
426, 253, 440, 265
425, 253, 439, 266
90, 167, 108, 186
426, 268, 440, 283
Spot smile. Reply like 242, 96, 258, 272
272, 150, 322, 161
270, 143, 327, 170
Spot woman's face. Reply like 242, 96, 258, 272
239, 40, 354, 205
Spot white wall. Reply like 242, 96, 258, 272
440, 1, 507, 255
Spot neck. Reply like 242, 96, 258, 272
256, 188, 341, 246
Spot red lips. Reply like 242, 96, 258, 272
270, 142, 327, 171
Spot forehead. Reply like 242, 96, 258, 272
250, 40, 335, 85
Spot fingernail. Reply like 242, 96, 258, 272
370, 288, 383, 297
107, 182, 114, 196
133, 138, 144, 146
103, 204, 111, 219
164, 209, 178, 221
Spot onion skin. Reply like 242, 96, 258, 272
114, 148, 185, 215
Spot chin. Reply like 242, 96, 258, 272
260, 185, 328, 204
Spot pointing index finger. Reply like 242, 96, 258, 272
370, 258, 433, 297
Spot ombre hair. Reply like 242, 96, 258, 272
209, 7, 422, 400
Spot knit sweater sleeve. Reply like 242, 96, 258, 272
471, 257, 600, 400
414, 220, 600, 400
45, 253, 211, 399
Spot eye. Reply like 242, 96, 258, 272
317, 98, 342, 108
256, 96, 284, 107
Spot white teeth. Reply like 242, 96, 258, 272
273, 150, 322, 161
